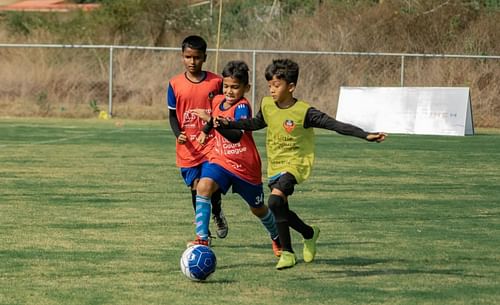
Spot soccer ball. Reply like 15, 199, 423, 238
180, 245, 217, 281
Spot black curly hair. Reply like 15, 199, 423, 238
221, 60, 250, 85
264, 59, 299, 85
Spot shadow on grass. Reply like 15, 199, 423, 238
0, 249, 127, 261
315, 256, 395, 266
316, 267, 478, 278
210, 242, 273, 251
216, 261, 275, 271
320, 241, 383, 247
308, 256, 484, 279
218, 240, 381, 252
195, 279, 238, 284
205, 243, 478, 280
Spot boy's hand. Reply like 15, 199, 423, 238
177, 131, 187, 144
190, 109, 211, 122
366, 132, 386, 142
214, 116, 229, 128
197, 132, 208, 145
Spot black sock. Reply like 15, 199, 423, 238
211, 189, 222, 217
268, 194, 293, 253
288, 209, 314, 240
190, 189, 197, 212
276, 221, 292, 253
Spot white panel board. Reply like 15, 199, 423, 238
336, 87, 474, 136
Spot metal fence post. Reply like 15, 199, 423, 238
251, 51, 256, 110
400, 55, 405, 87
108, 46, 114, 117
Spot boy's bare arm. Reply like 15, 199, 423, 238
190, 109, 211, 122
366, 132, 386, 142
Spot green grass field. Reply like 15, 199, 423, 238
1, 118, 499, 305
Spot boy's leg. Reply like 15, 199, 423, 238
200, 162, 228, 239
210, 189, 228, 239
180, 168, 199, 212
191, 188, 213, 240
250, 205, 281, 257
267, 173, 298, 253
268, 194, 293, 253
190, 189, 197, 211
211, 190, 221, 216
190, 177, 221, 245
199, 163, 232, 241
233, 178, 281, 257
180, 168, 213, 244
256, 207, 279, 241
288, 209, 314, 239
268, 173, 320, 268
269, 172, 315, 239
268, 194, 296, 269
285, 201, 320, 263
194, 194, 211, 244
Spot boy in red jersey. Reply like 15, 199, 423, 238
167, 35, 228, 242
190, 61, 281, 257
217, 59, 386, 269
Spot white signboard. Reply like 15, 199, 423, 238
336, 87, 474, 136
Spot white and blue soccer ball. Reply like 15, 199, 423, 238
180, 245, 217, 281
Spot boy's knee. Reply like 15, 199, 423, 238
196, 178, 217, 197
268, 194, 288, 222
250, 206, 267, 218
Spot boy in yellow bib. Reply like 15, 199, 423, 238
217, 59, 386, 269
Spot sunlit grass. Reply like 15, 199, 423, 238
1, 119, 499, 305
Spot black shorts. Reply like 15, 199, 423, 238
268, 172, 297, 196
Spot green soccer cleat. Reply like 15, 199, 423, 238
303, 226, 320, 263
276, 251, 296, 270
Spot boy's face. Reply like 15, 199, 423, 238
223, 76, 249, 104
181, 47, 206, 75
267, 75, 295, 103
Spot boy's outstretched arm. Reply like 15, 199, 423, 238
216, 108, 267, 131
305, 107, 386, 141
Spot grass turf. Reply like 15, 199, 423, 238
0, 118, 499, 305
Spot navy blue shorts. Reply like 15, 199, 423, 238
201, 162, 264, 208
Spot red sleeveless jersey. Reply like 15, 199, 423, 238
209, 95, 262, 185
169, 72, 222, 168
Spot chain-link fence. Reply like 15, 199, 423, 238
1, 43, 499, 127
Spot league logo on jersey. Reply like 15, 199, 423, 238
283, 119, 296, 133
183, 111, 198, 127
